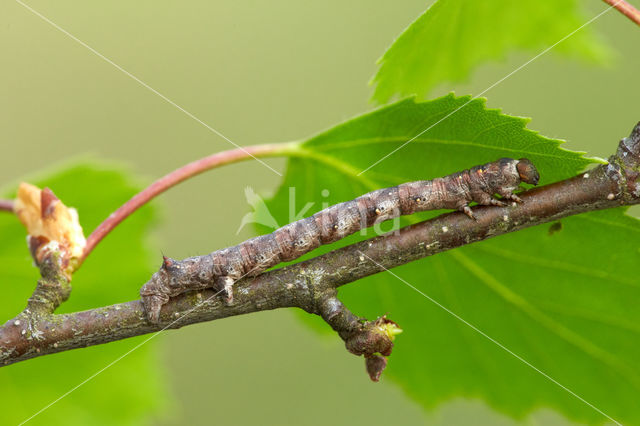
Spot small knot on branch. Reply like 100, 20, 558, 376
342, 315, 402, 381
343, 315, 402, 358
315, 294, 402, 381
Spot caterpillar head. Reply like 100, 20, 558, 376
516, 158, 540, 185
140, 265, 172, 324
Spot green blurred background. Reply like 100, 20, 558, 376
1, 0, 638, 425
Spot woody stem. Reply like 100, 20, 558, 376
1, 122, 639, 367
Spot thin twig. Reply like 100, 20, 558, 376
81, 142, 298, 262
603, 0, 640, 26
0, 199, 14, 213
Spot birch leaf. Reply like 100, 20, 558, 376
260, 94, 637, 424
371, 0, 608, 103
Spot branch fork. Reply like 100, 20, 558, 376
1, 122, 640, 382
311, 292, 402, 381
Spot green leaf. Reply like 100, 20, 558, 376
260, 94, 639, 424
371, 0, 609, 103
0, 164, 168, 425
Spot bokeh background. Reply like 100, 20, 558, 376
1, 0, 639, 425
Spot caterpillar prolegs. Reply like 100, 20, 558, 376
140, 157, 540, 323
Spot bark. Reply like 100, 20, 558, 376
1, 122, 640, 378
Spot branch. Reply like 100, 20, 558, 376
2, 122, 640, 373
0, 199, 14, 213
603, 0, 640, 27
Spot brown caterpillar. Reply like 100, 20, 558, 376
141, 157, 539, 323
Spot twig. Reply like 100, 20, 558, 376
0, 199, 14, 213
2, 121, 639, 367
81, 142, 298, 262
603, 0, 640, 26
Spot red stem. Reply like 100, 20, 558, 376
603, 0, 640, 26
82, 143, 295, 263
0, 199, 14, 213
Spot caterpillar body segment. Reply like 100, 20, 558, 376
141, 157, 539, 323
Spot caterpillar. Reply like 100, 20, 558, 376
141, 157, 539, 323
